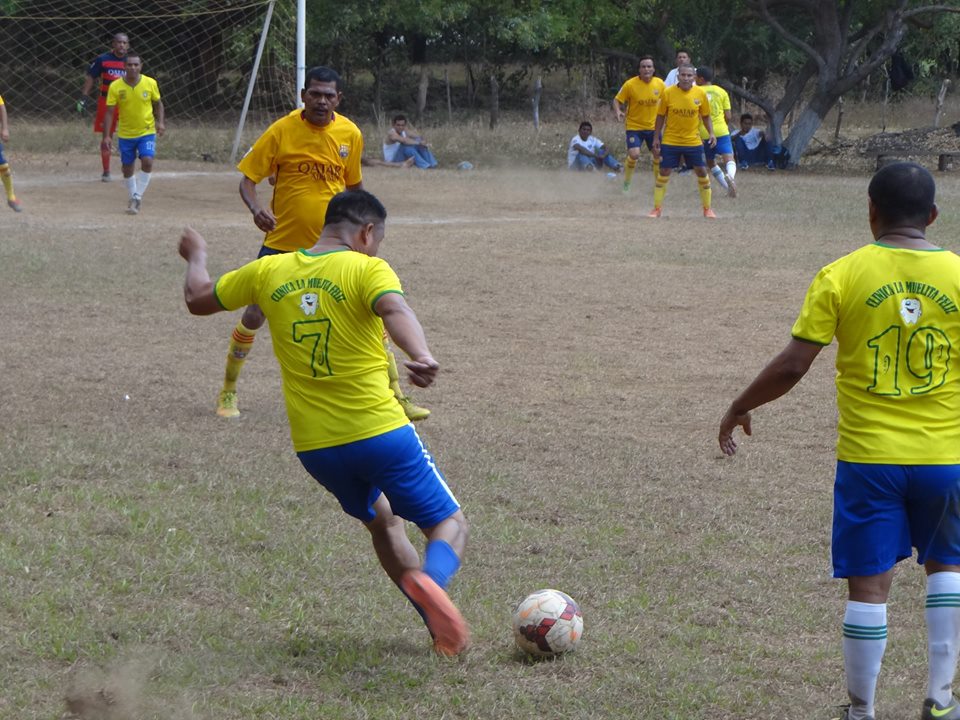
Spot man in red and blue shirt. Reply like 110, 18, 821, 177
79, 32, 128, 181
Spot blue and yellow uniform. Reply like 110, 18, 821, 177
699, 84, 733, 158
0, 93, 21, 210
615, 76, 665, 150
238, 110, 363, 253
793, 243, 960, 576
106, 75, 161, 165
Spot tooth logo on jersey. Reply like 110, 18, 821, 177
900, 298, 922, 325
339, 144, 349, 158
300, 292, 319, 316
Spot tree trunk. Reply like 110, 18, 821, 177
489, 74, 499, 129
532, 75, 542, 130
445, 67, 452, 124
416, 66, 429, 124
783, 94, 838, 165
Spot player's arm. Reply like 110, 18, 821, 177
375, 292, 438, 388
702, 112, 716, 147
79, 68, 96, 111
154, 99, 165, 137
717, 338, 822, 456
0, 103, 9, 143
612, 98, 625, 122
101, 104, 116, 148
239, 175, 277, 232
653, 114, 665, 154
178, 227, 226, 316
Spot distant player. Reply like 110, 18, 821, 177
612, 56, 665, 193
218, 66, 429, 422
0, 93, 23, 212
180, 190, 470, 657
79, 32, 128, 181
102, 52, 164, 216
718, 163, 960, 720
696, 66, 737, 197
664, 49, 692, 87
649, 65, 715, 218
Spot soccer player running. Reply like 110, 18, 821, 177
695, 66, 737, 198
102, 52, 164, 215
0, 93, 23, 212
79, 32, 128, 182
718, 162, 960, 720
219, 66, 428, 422
648, 65, 715, 218
612, 55, 665, 193
179, 190, 470, 657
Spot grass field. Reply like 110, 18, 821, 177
1, 147, 960, 719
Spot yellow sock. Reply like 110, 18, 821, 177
652, 158, 660, 178
0, 164, 15, 201
698, 176, 712, 209
624, 157, 637, 184
653, 173, 669, 208
223, 320, 258, 392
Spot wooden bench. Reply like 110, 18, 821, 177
870, 152, 955, 172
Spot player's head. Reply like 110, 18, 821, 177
696, 65, 714, 84
677, 64, 696, 89
324, 190, 388, 256
111, 33, 129, 56
578, 121, 592, 140
638, 55, 655, 80
124, 53, 142, 81
740, 112, 754, 131
868, 162, 937, 230
304, 66, 341, 92
301, 67, 342, 127
675, 49, 691, 67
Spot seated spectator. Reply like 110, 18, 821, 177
383, 115, 438, 169
567, 121, 622, 172
731, 113, 775, 170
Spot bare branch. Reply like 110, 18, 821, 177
717, 80, 773, 117
750, 0, 826, 74
903, 4, 960, 19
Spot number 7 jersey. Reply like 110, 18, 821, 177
792, 242, 960, 463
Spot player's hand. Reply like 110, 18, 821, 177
100, 137, 112, 153
0, 130, 8, 143
251, 207, 277, 232
718, 407, 752, 456
178, 226, 207, 261
155, 122, 166, 137
405, 356, 439, 388
76, 97, 89, 114
708, 134, 717, 148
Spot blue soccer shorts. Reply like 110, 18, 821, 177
256, 245, 286, 259
297, 423, 460, 528
0, 142, 7, 166
118, 134, 156, 165
659, 143, 706, 169
704, 134, 734, 161
832, 461, 960, 578
626, 130, 656, 151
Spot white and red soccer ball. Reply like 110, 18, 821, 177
512, 588, 583, 657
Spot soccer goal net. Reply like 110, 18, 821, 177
0, 0, 297, 155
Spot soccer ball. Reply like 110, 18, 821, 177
512, 589, 583, 657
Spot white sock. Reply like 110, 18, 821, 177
136, 170, 152, 197
125, 175, 137, 199
843, 601, 887, 720
710, 165, 728, 188
726, 160, 737, 180
927, 572, 960, 706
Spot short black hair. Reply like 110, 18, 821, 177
579, 121, 592, 131
676, 48, 691, 57
125, 51, 140, 62
740, 113, 754, 121
638, 55, 654, 63
392, 114, 407, 124
324, 190, 387, 227
304, 66, 341, 91
697, 65, 714, 82
869, 162, 936, 226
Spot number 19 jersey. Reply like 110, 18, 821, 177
214, 247, 409, 451
792, 243, 960, 464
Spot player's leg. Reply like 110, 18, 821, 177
94, 99, 113, 180
721, 146, 738, 198
908, 465, 960, 719
689, 149, 714, 217
834, 462, 911, 720
623, 132, 641, 191
217, 302, 266, 417
117, 138, 140, 214
0, 144, 21, 212
706, 153, 728, 191
385, 335, 430, 421
650, 145, 678, 217
643, 132, 660, 180
134, 135, 156, 206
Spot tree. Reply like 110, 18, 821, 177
724, 0, 960, 166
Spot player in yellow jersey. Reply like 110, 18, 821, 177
649, 65, 715, 219
103, 52, 164, 216
696, 66, 737, 198
0, 93, 23, 212
612, 55, 665, 193
719, 163, 960, 720
180, 190, 469, 656
218, 66, 428, 422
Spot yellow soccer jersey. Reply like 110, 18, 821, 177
105, 75, 160, 138
238, 110, 363, 252
614, 76, 665, 131
699, 84, 731, 140
658, 84, 710, 147
792, 243, 960, 464
0, 94, 4, 105
214, 248, 409, 451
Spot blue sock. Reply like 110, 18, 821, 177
422, 540, 460, 589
